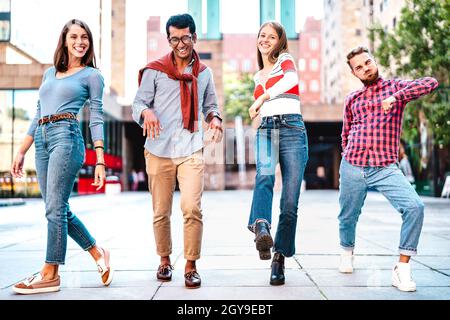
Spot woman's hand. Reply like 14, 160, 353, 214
249, 93, 269, 120
10, 135, 34, 178
92, 164, 106, 191
249, 100, 262, 120
11, 152, 26, 178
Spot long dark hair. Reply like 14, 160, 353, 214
257, 21, 288, 70
54, 19, 96, 72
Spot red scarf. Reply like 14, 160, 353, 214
138, 50, 207, 133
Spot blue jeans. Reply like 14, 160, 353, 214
248, 114, 309, 257
338, 158, 424, 256
34, 119, 96, 264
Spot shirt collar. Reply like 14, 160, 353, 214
364, 75, 384, 87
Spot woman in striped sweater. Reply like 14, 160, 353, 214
247, 21, 309, 286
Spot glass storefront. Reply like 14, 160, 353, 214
0, 89, 40, 197
0, 0, 11, 42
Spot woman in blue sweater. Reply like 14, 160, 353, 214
10, 19, 113, 294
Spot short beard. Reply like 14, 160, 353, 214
361, 70, 379, 86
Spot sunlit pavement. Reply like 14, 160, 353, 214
1, 190, 449, 300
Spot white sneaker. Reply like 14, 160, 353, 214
392, 262, 416, 292
339, 251, 354, 273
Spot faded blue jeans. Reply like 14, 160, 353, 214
248, 114, 309, 257
34, 119, 96, 264
338, 157, 424, 256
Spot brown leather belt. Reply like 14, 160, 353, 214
38, 112, 77, 125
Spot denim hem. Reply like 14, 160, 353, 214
273, 249, 294, 258
45, 260, 65, 265
248, 219, 272, 233
83, 241, 96, 251
340, 245, 354, 252
399, 248, 417, 256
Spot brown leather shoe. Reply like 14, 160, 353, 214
13, 273, 60, 295
184, 270, 201, 289
156, 264, 173, 281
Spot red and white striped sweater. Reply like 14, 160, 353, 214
253, 52, 301, 117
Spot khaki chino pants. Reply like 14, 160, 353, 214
144, 149, 204, 260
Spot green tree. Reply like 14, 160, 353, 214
223, 72, 255, 125
371, 0, 450, 147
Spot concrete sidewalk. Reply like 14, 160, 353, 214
0, 190, 449, 300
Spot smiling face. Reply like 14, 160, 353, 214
65, 24, 90, 63
257, 25, 279, 57
168, 26, 196, 62
349, 52, 379, 85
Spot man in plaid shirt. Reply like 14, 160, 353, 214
337, 46, 438, 292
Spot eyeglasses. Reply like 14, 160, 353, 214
168, 35, 193, 46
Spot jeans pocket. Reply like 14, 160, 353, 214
282, 120, 305, 131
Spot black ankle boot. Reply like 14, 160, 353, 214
270, 252, 285, 285
254, 221, 273, 260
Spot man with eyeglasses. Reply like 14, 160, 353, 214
338, 45, 438, 292
132, 13, 223, 289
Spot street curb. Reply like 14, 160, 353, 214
0, 199, 26, 207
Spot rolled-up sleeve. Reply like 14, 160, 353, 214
87, 70, 105, 142
132, 69, 156, 127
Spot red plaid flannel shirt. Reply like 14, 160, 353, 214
342, 76, 438, 167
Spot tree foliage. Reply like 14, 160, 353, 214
223, 72, 255, 125
371, 0, 450, 146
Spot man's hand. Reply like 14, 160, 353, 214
207, 117, 223, 143
142, 109, 163, 140
381, 96, 396, 114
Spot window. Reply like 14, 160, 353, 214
199, 53, 212, 60
228, 59, 237, 71
299, 80, 306, 92
0, 0, 11, 42
0, 89, 40, 197
242, 59, 252, 72
393, 17, 397, 28
310, 59, 318, 71
355, 29, 361, 36
309, 37, 318, 50
298, 59, 306, 71
148, 39, 158, 51
310, 80, 319, 92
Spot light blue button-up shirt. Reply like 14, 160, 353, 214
132, 61, 220, 158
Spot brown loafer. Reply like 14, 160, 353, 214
184, 270, 201, 289
13, 273, 60, 295
157, 264, 173, 282
96, 247, 114, 286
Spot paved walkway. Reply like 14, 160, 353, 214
0, 190, 449, 300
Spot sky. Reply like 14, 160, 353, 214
11, 0, 323, 63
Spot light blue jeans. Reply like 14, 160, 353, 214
248, 114, 309, 257
34, 119, 96, 264
338, 157, 424, 256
